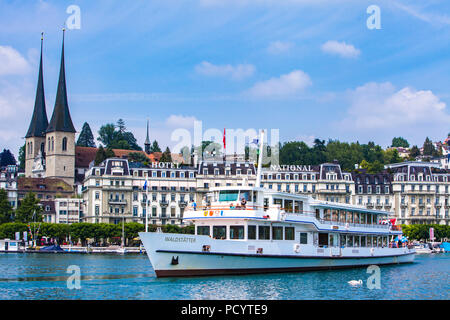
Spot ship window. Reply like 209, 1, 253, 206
247, 225, 256, 240
230, 226, 244, 240
213, 226, 227, 240
285, 227, 294, 240
219, 190, 239, 202
318, 233, 329, 247
258, 226, 270, 240
197, 226, 210, 236
299, 232, 308, 244
272, 226, 283, 240
361, 236, 366, 247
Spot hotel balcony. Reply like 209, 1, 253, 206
406, 190, 435, 195
384, 203, 392, 208
365, 202, 374, 208
160, 200, 169, 207
317, 189, 349, 194
108, 199, 127, 205
178, 201, 188, 208
375, 203, 383, 209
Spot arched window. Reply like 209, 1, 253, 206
62, 137, 67, 151
48, 138, 50, 151
51, 137, 54, 151
40, 143, 45, 154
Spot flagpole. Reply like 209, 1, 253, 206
255, 130, 264, 188
145, 175, 149, 232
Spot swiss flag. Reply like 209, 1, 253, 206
223, 128, 226, 149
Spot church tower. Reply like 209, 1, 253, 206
45, 29, 76, 186
25, 33, 49, 178
144, 119, 151, 154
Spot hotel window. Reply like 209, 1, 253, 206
294, 174, 299, 180
385, 186, 389, 194
277, 174, 281, 180
179, 172, 185, 178
214, 169, 220, 175
95, 192, 100, 200
171, 207, 176, 217
277, 184, 281, 191
133, 206, 138, 216
95, 205, 99, 215
152, 171, 157, 178
171, 172, 176, 178
161, 172, 166, 178
286, 184, 290, 192
367, 186, 372, 194
237, 169, 242, 175
189, 172, 195, 178
152, 207, 157, 217
171, 193, 176, 201
358, 197, 362, 205
376, 186, 381, 194
295, 184, 299, 192
247, 169, 252, 175
95, 180, 100, 186
285, 174, 290, 180
203, 169, 208, 175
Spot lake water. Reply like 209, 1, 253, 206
0, 252, 448, 300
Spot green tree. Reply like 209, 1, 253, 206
160, 147, 172, 162
409, 145, 420, 158
15, 192, 43, 223
94, 146, 116, 165
0, 189, 13, 224
422, 137, 435, 156
0, 149, 16, 166
391, 137, 409, 148
383, 148, 402, 164
150, 140, 161, 153
128, 152, 148, 163
18, 144, 25, 170
76, 122, 96, 147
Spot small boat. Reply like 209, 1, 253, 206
116, 247, 127, 254
413, 243, 433, 254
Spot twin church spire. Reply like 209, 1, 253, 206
26, 29, 75, 139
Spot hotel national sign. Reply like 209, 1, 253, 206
270, 164, 313, 172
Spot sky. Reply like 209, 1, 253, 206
1, 0, 450, 157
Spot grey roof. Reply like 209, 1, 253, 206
25, 36, 48, 138
46, 30, 76, 134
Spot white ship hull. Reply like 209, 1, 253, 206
140, 232, 415, 277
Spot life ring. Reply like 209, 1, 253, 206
293, 243, 301, 253
345, 223, 349, 229
370, 248, 375, 256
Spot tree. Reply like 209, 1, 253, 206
76, 122, 96, 147
94, 146, 115, 165
422, 137, 435, 156
160, 147, 172, 162
409, 145, 420, 158
128, 152, 148, 163
0, 189, 13, 224
150, 140, 161, 153
18, 144, 25, 170
0, 149, 16, 167
15, 192, 43, 223
383, 148, 402, 164
391, 137, 409, 148
97, 120, 142, 151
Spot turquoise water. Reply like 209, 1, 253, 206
0, 253, 448, 300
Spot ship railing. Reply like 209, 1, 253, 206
319, 219, 390, 229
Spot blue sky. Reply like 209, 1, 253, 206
1, 0, 450, 156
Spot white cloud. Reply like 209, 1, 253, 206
267, 41, 294, 54
195, 61, 255, 80
246, 70, 312, 97
341, 82, 450, 130
321, 40, 360, 58
166, 114, 199, 129
0, 46, 31, 75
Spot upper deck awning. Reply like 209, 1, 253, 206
311, 202, 393, 216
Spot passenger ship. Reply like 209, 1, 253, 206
139, 133, 415, 277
